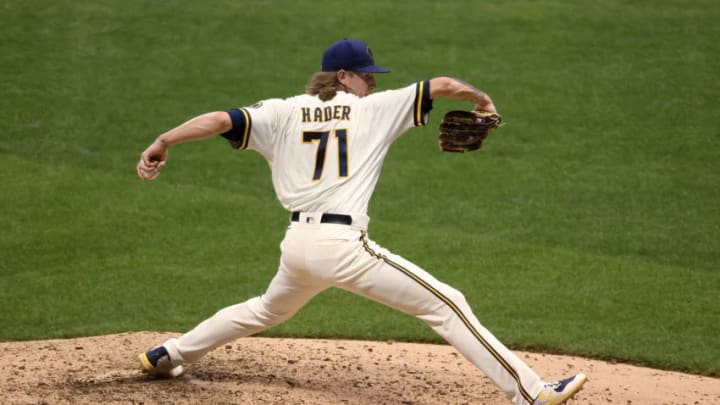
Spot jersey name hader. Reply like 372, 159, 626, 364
301, 105, 352, 123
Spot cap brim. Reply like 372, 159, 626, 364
355, 65, 391, 73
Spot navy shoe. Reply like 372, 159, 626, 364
532, 373, 587, 405
138, 345, 184, 378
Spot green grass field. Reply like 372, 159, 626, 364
1, 0, 718, 376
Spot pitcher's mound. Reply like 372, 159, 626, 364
1, 332, 718, 404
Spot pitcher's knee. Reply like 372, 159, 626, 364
247, 296, 297, 326
437, 285, 470, 310
420, 286, 472, 327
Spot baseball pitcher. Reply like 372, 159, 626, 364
136, 38, 586, 405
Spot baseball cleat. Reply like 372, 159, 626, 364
532, 373, 587, 405
138, 345, 184, 378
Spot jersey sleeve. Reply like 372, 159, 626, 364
220, 108, 252, 149
219, 99, 289, 158
411, 80, 433, 127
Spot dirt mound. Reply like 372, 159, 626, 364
1, 332, 718, 404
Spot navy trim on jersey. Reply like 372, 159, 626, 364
359, 232, 534, 404
220, 108, 252, 149
413, 80, 433, 127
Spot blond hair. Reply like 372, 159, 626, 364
305, 72, 343, 101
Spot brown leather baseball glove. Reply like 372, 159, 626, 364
438, 111, 503, 152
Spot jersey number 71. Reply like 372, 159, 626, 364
302, 129, 348, 180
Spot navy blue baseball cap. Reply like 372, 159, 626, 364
321, 39, 390, 73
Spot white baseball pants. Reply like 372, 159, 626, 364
163, 214, 544, 404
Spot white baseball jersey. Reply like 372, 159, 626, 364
221, 81, 432, 215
